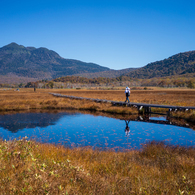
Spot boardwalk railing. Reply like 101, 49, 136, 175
50, 93, 195, 113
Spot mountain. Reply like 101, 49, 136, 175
74, 68, 137, 78
0, 43, 110, 81
122, 51, 195, 79
74, 50, 195, 79
0, 43, 195, 85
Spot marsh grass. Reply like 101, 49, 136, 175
0, 89, 137, 114
0, 88, 195, 121
0, 138, 194, 194
171, 110, 195, 123
1, 88, 195, 194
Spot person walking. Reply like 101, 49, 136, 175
125, 87, 130, 103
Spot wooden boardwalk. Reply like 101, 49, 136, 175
50, 93, 195, 113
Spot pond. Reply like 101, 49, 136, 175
0, 111, 194, 150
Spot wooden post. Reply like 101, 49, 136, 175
138, 106, 144, 114
144, 106, 151, 114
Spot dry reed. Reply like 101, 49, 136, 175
0, 88, 195, 121
0, 138, 194, 194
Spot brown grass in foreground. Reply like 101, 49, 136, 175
0, 138, 194, 194
0, 88, 195, 121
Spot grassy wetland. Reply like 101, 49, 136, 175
0, 87, 195, 194
0, 87, 195, 121
0, 138, 195, 194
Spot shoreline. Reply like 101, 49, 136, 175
0, 88, 194, 123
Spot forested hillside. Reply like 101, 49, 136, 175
74, 50, 195, 79
0, 43, 195, 87
0, 43, 110, 80
74, 68, 137, 78
123, 51, 195, 78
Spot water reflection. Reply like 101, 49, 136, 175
124, 120, 130, 137
0, 111, 194, 150
136, 114, 193, 129
0, 112, 77, 132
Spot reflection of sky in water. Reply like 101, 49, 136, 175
149, 116, 167, 121
0, 113, 194, 150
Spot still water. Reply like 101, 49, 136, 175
0, 111, 194, 150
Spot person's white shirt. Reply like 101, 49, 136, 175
125, 87, 130, 94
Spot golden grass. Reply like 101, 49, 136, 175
0, 88, 137, 115
171, 110, 195, 122
0, 88, 195, 121
1, 88, 195, 194
0, 138, 194, 194
56, 88, 195, 107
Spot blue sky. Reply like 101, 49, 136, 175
1, 0, 195, 70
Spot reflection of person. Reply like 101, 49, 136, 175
125, 87, 130, 103
125, 120, 130, 136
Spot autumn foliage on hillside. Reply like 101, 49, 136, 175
20, 74, 195, 89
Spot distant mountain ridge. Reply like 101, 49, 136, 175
0, 42, 110, 80
0, 43, 194, 85
74, 68, 137, 78
73, 51, 195, 79
122, 51, 195, 79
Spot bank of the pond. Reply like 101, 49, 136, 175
0, 88, 195, 122
0, 89, 137, 115
0, 138, 194, 194
171, 110, 195, 123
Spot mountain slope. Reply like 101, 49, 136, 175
74, 68, 137, 78
1, 43, 195, 85
123, 51, 195, 79
0, 43, 110, 80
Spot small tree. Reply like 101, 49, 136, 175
48, 81, 54, 89
18, 83, 23, 88
187, 80, 195, 88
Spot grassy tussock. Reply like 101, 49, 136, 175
0, 139, 195, 194
171, 110, 195, 123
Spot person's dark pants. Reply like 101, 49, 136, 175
125, 93, 130, 103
